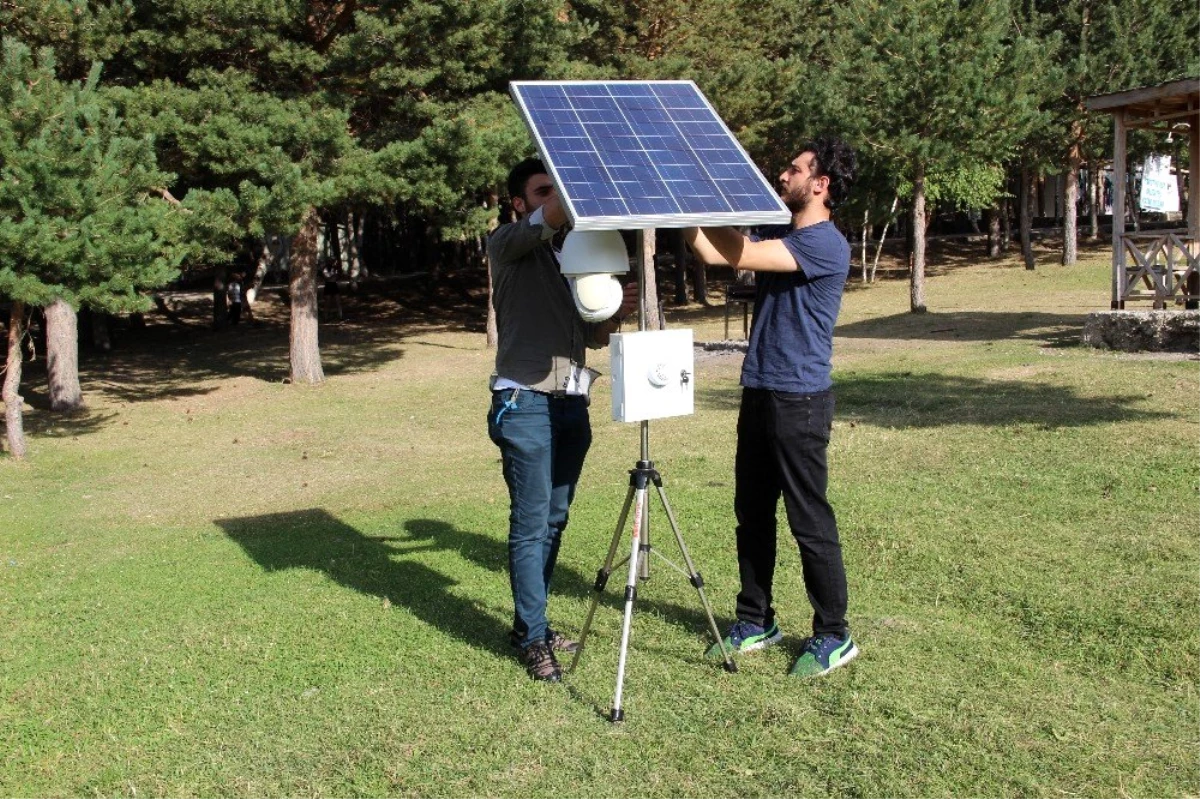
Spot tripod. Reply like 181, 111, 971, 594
566, 230, 736, 723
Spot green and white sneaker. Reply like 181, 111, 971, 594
706, 620, 783, 658
789, 634, 858, 678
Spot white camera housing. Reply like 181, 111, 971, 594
559, 230, 630, 323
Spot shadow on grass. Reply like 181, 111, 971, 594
402, 518, 720, 644
696, 371, 1168, 429
31, 273, 490, 407
18, 406, 120, 438
218, 508, 512, 657
399, 519, 730, 718
68, 316, 412, 404
217, 510, 719, 660
835, 310, 1087, 346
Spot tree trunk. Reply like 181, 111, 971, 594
425, 222, 440, 281
486, 252, 498, 349
350, 210, 365, 285
245, 237, 274, 318
45, 298, 83, 411
860, 205, 870, 282
1088, 165, 1101, 242
1020, 166, 1036, 270
1063, 129, 1083, 265
1001, 194, 1012, 251
289, 208, 325, 385
273, 235, 291, 283
692, 259, 710, 305
484, 188, 500, 348
870, 193, 899, 282
318, 220, 331, 271
672, 230, 688, 305
986, 203, 1002, 258
339, 212, 364, 288
640, 229, 661, 330
910, 165, 928, 313
212, 271, 228, 329
3, 301, 28, 459
91, 312, 111, 351
385, 211, 399, 275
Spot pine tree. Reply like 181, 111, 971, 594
792, 0, 1053, 311
99, 0, 584, 381
0, 39, 179, 451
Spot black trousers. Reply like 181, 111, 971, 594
734, 387, 848, 638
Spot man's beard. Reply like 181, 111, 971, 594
780, 183, 812, 214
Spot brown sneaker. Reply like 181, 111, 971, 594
520, 641, 562, 682
546, 629, 580, 654
509, 628, 580, 653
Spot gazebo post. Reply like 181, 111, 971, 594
1189, 114, 1200, 238
1188, 113, 1199, 309
1112, 109, 1127, 309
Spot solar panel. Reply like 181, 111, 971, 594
510, 81, 791, 231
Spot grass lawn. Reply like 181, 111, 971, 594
2, 248, 1197, 797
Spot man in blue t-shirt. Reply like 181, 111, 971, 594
685, 137, 858, 679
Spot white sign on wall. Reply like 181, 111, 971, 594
1139, 156, 1180, 214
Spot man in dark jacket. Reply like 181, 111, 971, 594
487, 158, 636, 682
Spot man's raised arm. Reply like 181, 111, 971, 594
489, 193, 569, 265
684, 227, 798, 273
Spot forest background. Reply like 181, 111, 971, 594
1, 0, 1198, 453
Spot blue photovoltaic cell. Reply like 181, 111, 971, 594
510, 81, 790, 231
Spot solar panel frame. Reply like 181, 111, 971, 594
510, 80, 791, 231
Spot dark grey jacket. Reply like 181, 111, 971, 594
487, 216, 604, 393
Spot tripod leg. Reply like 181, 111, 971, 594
639, 491, 651, 582
654, 482, 738, 673
610, 484, 648, 722
568, 484, 636, 674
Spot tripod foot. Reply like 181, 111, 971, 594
610, 708, 625, 723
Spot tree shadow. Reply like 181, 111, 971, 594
66, 311, 411, 404
15, 402, 119, 438
835, 310, 1088, 346
697, 371, 1168, 430
835, 372, 1167, 429
9, 274, 494, 448
52, 273, 492, 406
850, 234, 1111, 280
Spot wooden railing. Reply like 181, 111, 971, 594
1117, 230, 1199, 308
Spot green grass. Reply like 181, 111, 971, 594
2, 252, 1197, 797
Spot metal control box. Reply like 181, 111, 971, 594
609, 330, 695, 423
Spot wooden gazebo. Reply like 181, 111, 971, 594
1085, 78, 1199, 309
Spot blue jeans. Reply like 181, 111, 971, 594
487, 389, 592, 649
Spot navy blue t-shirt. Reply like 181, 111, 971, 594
741, 221, 850, 393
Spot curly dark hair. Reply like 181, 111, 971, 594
799, 137, 857, 211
